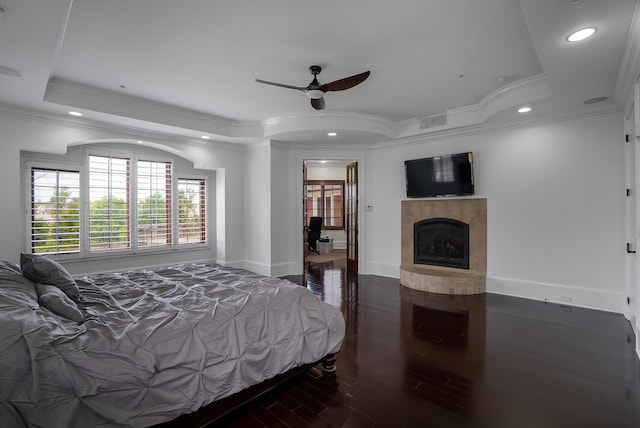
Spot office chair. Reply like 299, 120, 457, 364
307, 216, 322, 255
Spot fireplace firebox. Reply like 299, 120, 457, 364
414, 218, 469, 269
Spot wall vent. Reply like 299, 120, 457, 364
419, 113, 447, 129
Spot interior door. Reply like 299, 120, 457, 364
302, 161, 308, 265
346, 162, 358, 273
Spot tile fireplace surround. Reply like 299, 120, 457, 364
400, 198, 487, 295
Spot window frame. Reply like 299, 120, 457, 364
25, 161, 84, 258
176, 175, 208, 246
86, 151, 133, 255
305, 179, 345, 230
24, 148, 209, 260
135, 157, 174, 250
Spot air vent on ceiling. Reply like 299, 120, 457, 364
583, 96, 608, 104
419, 113, 448, 130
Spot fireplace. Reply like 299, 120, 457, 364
401, 199, 486, 295
414, 218, 469, 269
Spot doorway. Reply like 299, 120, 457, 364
303, 159, 358, 274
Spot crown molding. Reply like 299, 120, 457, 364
394, 74, 551, 139
0, 101, 246, 153
44, 77, 263, 139
261, 110, 397, 141
615, 1, 640, 113
372, 104, 622, 151
3, 67, 623, 152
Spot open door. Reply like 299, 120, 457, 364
346, 162, 358, 273
302, 161, 308, 265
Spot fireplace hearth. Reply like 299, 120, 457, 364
414, 218, 469, 269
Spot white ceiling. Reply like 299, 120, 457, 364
0, 0, 638, 146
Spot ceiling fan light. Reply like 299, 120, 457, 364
305, 89, 324, 99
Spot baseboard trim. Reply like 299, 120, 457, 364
367, 262, 400, 279
241, 260, 294, 277
235, 260, 627, 315
487, 276, 624, 314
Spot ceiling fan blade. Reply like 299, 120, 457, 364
322, 70, 370, 92
257, 68, 369, 110
255, 78, 307, 92
311, 97, 325, 110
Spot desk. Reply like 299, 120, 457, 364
316, 237, 334, 254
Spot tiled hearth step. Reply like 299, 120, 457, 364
399, 265, 485, 295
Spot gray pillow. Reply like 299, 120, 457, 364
0, 262, 39, 308
36, 283, 84, 323
0, 260, 22, 275
21, 253, 80, 301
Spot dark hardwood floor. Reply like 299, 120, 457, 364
211, 258, 640, 428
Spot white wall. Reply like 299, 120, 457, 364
271, 143, 295, 276
0, 111, 246, 274
624, 84, 639, 356
243, 142, 271, 275
306, 164, 348, 180
1, 108, 630, 315
242, 141, 298, 277
368, 112, 626, 312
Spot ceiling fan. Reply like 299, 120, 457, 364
255, 65, 370, 110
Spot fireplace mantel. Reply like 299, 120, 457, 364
400, 198, 487, 295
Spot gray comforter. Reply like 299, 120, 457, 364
0, 262, 345, 427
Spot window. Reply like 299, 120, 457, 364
27, 149, 208, 257
137, 160, 172, 248
178, 178, 207, 244
88, 155, 131, 251
30, 168, 81, 254
305, 180, 344, 230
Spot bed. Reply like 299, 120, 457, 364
0, 256, 345, 427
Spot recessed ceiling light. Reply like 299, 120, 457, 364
68, 111, 83, 117
567, 27, 596, 42
327, 132, 337, 137
495, 75, 514, 83
200, 135, 211, 140
517, 107, 532, 113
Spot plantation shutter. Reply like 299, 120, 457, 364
88, 155, 131, 251
177, 178, 206, 244
137, 159, 172, 248
30, 168, 81, 254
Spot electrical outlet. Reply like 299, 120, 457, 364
560, 296, 572, 303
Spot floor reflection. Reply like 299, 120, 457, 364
296, 259, 488, 418
400, 286, 486, 417
279, 261, 639, 428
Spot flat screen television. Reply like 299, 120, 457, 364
405, 152, 474, 198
